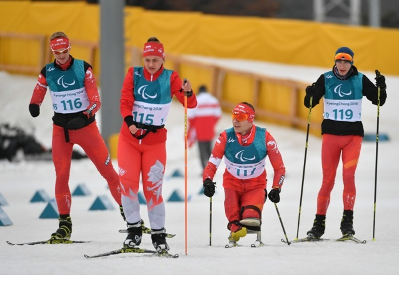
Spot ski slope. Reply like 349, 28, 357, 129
0, 58, 398, 298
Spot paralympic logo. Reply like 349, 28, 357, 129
334, 84, 352, 97
57, 75, 76, 88
138, 85, 157, 99
235, 150, 255, 162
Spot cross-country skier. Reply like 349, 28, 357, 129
118, 37, 197, 253
29, 32, 124, 241
304, 46, 387, 239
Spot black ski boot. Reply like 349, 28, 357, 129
307, 214, 326, 239
340, 210, 355, 235
124, 220, 143, 247
51, 214, 72, 240
151, 228, 169, 253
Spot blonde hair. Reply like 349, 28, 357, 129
50, 31, 68, 41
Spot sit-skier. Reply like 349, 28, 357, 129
202, 102, 286, 245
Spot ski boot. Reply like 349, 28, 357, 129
340, 210, 355, 235
306, 214, 326, 239
229, 227, 247, 242
124, 220, 143, 247
151, 228, 170, 253
228, 221, 248, 242
51, 214, 72, 240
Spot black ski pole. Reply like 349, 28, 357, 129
274, 203, 291, 245
296, 96, 313, 240
373, 70, 381, 241
209, 196, 212, 246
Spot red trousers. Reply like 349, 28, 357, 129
316, 134, 362, 215
224, 187, 265, 225
117, 134, 166, 230
52, 122, 121, 214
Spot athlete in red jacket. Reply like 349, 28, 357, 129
203, 102, 285, 244
118, 37, 197, 253
188, 85, 221, 170
29, 32, 122, 241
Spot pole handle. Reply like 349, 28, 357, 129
183, 78, 188, 96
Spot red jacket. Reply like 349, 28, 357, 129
188, 92, 221, 143
119, 66, 197, 145
203, 125, 286, 191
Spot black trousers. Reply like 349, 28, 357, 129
198, 140, 213, 170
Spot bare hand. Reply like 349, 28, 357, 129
181, 78, 192, 93
129, 124, 138, 134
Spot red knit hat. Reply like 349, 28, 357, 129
50, 37, 70, 51
232, 103, 255, 123
143, 42, 165, 59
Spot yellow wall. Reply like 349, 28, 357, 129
1, 1, 395, 157
1, 1, 399, 75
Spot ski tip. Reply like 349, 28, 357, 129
83, 254, 101, 259
164, 253, 179, 258
157, 251, 179, 258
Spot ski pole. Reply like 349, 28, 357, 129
183, 78, 188, 254
373, 70, 381, 241
209, 196, 212, 246
296, 96, 312, 240
274, 203, 291, 245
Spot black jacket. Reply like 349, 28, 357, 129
304, 66, 387, 136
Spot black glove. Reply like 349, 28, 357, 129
268, 188, 280, 203
29, 104, 40, 117
375, 70, 386, 90
305, 84, 316, 97
66, 112, 88, 130
304, 83, 317, 108
203, 178, 216, 198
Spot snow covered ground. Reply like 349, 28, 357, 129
0, 59, 398, 298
